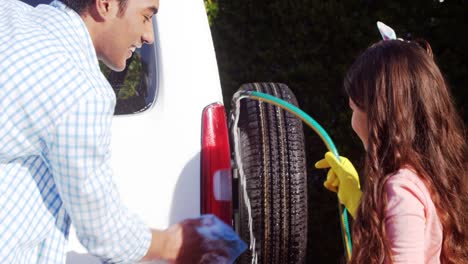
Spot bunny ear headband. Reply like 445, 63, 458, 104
377, 21, 433, 57
377, 21, 403, 41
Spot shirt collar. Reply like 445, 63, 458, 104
50, 0, 101, 73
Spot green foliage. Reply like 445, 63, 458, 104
119, 55, 143, 99
204, 0, 218, 26
99, 55, 142, 100
210, 0, 467, 262
99, 61, 111, 76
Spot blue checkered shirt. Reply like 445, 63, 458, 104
0, 0, 152, 263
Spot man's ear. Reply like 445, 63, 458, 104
93, 0, 119, 20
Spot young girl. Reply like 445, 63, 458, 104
316, 38, 468, 263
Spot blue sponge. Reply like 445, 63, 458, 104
194, 214, 247, 263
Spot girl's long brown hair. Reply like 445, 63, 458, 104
344, 40, 468, 263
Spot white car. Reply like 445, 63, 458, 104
22, 1, 309, 263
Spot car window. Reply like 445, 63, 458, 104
20, 0, 159, 115
100, 46, 158, 115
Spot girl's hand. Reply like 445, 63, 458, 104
315, 152, 362, 218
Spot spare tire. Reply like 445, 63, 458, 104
230, 83, 307, 264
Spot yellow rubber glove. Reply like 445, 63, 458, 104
315, 152, 362, 218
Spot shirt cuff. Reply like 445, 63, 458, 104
123, 220, 152, 263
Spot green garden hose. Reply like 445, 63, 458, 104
238, 90, 353, 261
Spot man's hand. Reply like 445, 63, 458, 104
142, 215, 247, 263
315, 152, 362, 218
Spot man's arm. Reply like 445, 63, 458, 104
141, 229, 178, 261
47, 87, 151, 263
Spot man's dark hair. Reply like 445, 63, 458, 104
60, 0, 128, 15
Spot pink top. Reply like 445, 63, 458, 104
384, 168, 443, 264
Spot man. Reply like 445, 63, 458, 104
0, 0, 245, 263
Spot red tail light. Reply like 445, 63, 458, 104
201, 103, 233, 226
